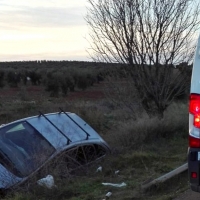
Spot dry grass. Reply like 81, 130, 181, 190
0, 80, 189, 200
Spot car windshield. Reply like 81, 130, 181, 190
0, 121, 55, 177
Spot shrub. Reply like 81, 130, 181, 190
79, 106, 111, 132
0, 70, 5, 88
28, 71, 42, 85
86, 73, 96, 86
97, 72, 104, 83
60, 78, 68, 96
60, 74, 76, 95
106, 101, 188, 150
6, 70, 21, 87
77, 74, 89, 91
45, 72, 61, 97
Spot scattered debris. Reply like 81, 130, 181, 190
37, 175, 56, 189
102, 182, 127, 187
105, 191, 112, 198
96, 166, 103, 172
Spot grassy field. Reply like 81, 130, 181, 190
0, 76, 189, 200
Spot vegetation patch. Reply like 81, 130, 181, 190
0, 61, 189, 200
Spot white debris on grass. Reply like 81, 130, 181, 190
37, 175, 57, 189
102, 182, 127, 187
96, 166, 102, 172
114, 170, 120, 175
105, 191, 112, 198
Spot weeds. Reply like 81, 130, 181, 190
0, 73, 189, 200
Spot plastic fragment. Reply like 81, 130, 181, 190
105, 191, 112, 197
102, 182, 127, 187
96, 166, 102, 172
37, 175, 56, 189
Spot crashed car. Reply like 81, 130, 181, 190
0, 109, 110, 190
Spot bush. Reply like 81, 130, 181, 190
60, 75, 75, 95
78, 106, 111, 132
86, 73, 96, 86
45, 71, 77, 97
0, 70, 5, 88
6, 70, 21, 87
45, 72, 61, 97
106, 102, 188, 150
77, 74, 89, 91
28, 71, 42, 85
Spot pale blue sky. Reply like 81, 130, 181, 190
0, 0, 91, 61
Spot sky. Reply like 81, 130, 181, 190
0, 0, 92, 62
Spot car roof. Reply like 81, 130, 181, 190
0, 111, 109, 150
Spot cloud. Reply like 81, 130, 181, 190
0, 0, 90, 61
0, 0, 87, 9
0, 6, 86, 28
0, 25, 90, 61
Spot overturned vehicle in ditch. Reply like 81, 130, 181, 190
0, 109, 110, 190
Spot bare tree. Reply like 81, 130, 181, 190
86, 0, 200, 118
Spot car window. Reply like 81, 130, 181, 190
0, 121, 55, 177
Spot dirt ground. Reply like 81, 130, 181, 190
174, 189, 200, 200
